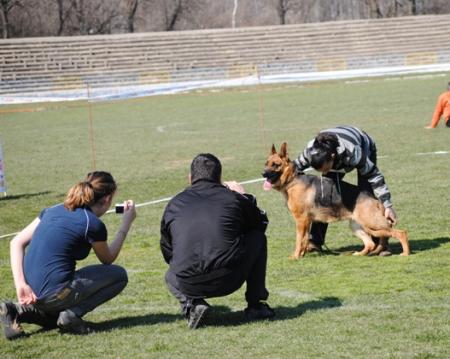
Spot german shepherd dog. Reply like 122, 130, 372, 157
262, 143, 410, 259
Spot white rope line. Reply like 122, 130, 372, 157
0, 179, 265, 239
0, 149, 448, 240
103, 178, 267, 215
0, 232, 19, 239
104, 196, 174, 214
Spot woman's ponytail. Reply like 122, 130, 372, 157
64, 172, 116, 211
64, 181, 95, 210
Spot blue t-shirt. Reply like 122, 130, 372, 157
24, 204, 107, 298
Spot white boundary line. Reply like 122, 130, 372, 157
416, 150, 450, 156
0, 150, 448, 240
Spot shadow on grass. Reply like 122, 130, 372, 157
204, 296, 342, 327
0, 191, 51, 201
51, 296, 342, 333
323, 237, 450, 256
408, 237, 450, 253
89, 312, 181, 332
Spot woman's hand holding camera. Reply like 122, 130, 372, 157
119, 200, 136, 233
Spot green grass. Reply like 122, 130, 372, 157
1, 74, 450, 358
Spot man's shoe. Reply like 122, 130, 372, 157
379, 250, 392, 257
307, 242, 322, 253
244, 302, 275, 321
57, 310, 91, 335
187, 299, 210, 329
0, 302, 24, 340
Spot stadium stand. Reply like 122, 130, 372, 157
1, 14, 450, 97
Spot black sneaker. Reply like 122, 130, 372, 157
0, 302, 24, 340
187, 299, 210, 329
244, 302, 275, 321
57, 310, 91, 335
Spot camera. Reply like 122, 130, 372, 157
115, 204, 124, 214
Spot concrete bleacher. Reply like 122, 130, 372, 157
1, 14, 450, 95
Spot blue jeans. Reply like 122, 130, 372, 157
36, 264, 128, 318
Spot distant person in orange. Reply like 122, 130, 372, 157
425, 82, 450, 129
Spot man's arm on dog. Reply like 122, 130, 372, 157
294, 139, 315, 173
353, 154, 393, 209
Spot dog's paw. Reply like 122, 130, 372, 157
352, 250, 367, 256
368, 245, 384, 256
288, 254, 300, 260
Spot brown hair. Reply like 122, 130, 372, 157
64, 171, 117, 211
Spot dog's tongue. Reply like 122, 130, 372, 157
263, 179, 273, 191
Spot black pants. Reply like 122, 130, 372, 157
310, 148, 377, 246
165, 230, 269, 315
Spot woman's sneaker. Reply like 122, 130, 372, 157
0, 302, 24, 340
244, 302, 275, 321
57, 310, 91, 335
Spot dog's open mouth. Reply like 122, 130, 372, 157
262, 170, 281, 191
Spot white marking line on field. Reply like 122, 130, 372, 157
1, 149, 449, 240
416, 150, 450, 156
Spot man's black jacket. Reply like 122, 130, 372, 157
160, 180, 268, 284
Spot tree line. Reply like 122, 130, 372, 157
1, 0, 449, 39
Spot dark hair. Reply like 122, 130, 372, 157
310, 133, 339, 170
190, 153, 222, 184
64, 171, 117, 211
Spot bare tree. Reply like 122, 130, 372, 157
56, 0, 76, 35
366, 0, 383, 18
62, 0, 122, 35
3, 0, 450, 38
0, 0, 22, 38
165, 0, 182, 31
277, 0, 290, 24
410, 0, 418, 14
126, 0, 139, 32
169, 0, 204, 30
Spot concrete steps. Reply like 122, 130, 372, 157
1, 14, 450, 95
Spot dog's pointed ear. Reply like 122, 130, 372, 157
271, 144, 277, 155
279, 142, 288, 158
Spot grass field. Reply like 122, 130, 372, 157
0, 74, 449, 359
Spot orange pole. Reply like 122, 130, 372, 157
255, 65, 267, 150
87, 84, 96, 170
